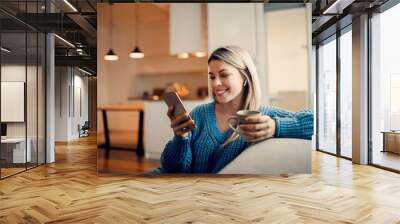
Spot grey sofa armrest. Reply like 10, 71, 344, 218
218, 138, 312, 175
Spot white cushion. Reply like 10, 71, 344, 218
218, 138, 311, 175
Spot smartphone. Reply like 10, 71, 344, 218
163, 92, 187, 118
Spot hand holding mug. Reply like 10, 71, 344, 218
228, 110, 276, 143
167, 106, 195, 138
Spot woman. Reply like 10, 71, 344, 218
159, 46, 313, 174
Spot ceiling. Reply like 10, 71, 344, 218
0, 0, 97, 74
0, 0, 394, 75
310, 0, 390, 43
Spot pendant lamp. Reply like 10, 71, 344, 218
129, 4, 144, 59
104, 3, 119, 61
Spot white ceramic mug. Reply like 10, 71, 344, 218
228, 110, 261, 133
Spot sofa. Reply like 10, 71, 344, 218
142, 100, 312, 175
218, 138, 312, 175
144, 138, 312, 175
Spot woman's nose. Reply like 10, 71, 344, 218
214, 78, 222, 86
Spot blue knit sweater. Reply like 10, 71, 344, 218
160, 102, 313, 173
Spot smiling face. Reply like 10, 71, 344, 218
208, 60, 246, 104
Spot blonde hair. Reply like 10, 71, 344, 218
208, 46, 261, 146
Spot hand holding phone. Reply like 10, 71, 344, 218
164, 92, 195, 138
164, 92, 187, 118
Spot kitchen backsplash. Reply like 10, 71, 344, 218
128, 71, 208, 100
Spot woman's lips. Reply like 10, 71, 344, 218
215, 89, 228, 96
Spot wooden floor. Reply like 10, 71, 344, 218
1, 136, 400, 223
1, 163, 45, 178
97, 129, 160, 174
373, 151, 400, 171
97, 147, 160, 174
1, 167, 26, 178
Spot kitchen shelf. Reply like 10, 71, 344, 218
136, 70, 207, 77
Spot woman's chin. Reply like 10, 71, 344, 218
215, 92, 244, 105
215, 96, 230, 104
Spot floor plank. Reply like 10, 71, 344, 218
373, 151, 400, 171
0, 135, 400, 223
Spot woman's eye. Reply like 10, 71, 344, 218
220, 73, 229, 78
209, 76, 215, 80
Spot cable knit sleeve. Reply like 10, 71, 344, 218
160, 105, 203, 173
261, 106, 314, 140
160, 135, 192, 173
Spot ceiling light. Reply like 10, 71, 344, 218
104, 4, 118, 61
54, 34, 75, 48
78, 67, 93, 76
177, 52, 189, 59
1, 47, 11, 53
322, 0, 353, 15
104, 49, 119, 61
193, 51, 206, 58
130, 4, 144, 59
76, 48, 83, 52
129, 46, 144, 59
63, 0, 78, 12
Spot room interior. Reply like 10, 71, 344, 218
96, 3, 312, 174
0, 0, 400, 223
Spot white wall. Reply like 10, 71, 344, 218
207, 4, 310, 110
207, 4, 258, 58
1, 65, 26, 81
72, 74, 89, 138
207, 3, 267, 105
55, 67, 89, 141
55, 67, 69, 141
1, 82, 25, 122
265, 6, 311, 111
1, 64, 46, 163
1, 65, 37, 137
1, 66, 26, 127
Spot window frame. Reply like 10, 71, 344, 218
315, 24, 353, 161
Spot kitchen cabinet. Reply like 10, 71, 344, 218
207, 3, 261, 59
169, 3, 206, 55
207, 3, 267, 104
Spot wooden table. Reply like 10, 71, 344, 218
98, 103, 145, 158
381, 131, 400, 154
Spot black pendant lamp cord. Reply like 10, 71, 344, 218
135, 4, 138, 47
110, 3, 113, 50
